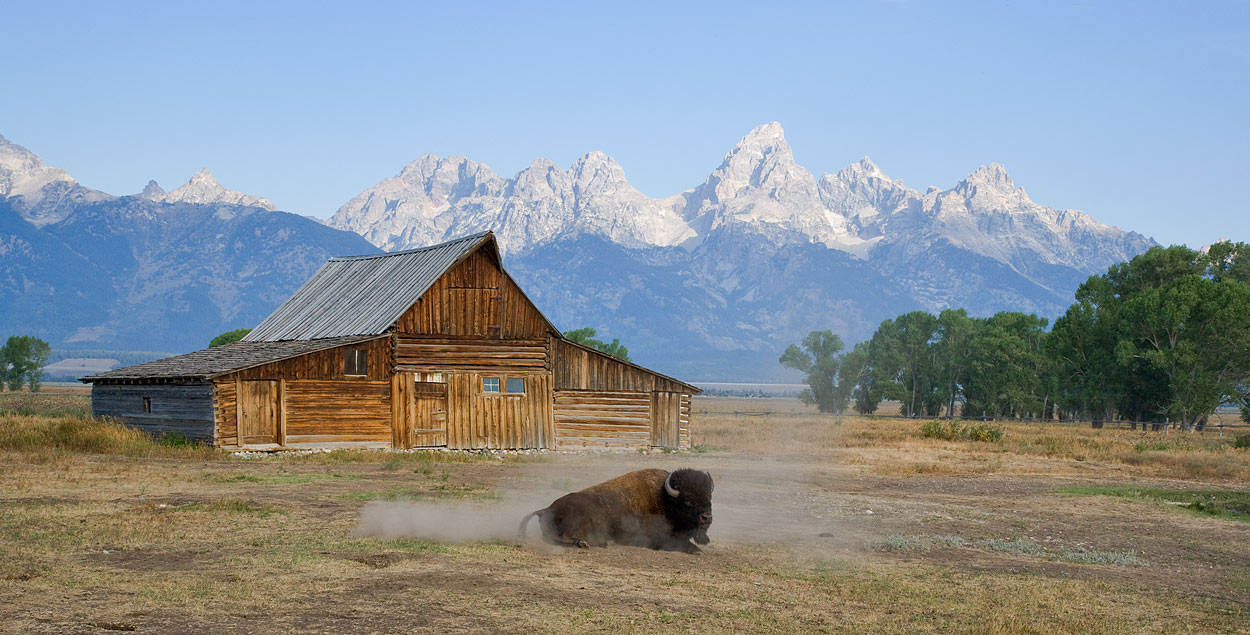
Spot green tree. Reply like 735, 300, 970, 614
779, 330, 846, 413
1116, 274, 1250, 429
1048, 286, 1127, 421
871, 312, 939, 417
209, 328, 253, 348
963, 312, 1049, 419
934, 308, 976, 417
564, 327, 631, 362
838, 341, 878, 415
2, 336, 52, 392
1050, 242, 1250, 427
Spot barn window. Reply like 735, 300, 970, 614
344, 349, 367, 376
505, 377, 525, 394
142, 397, 152, 413
482, 377, 500, 393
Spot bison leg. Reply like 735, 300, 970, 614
543, 506, 608, 549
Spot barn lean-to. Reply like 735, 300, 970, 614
82, 231, 698, 451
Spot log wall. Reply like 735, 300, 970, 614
91, 383, 214, 442
553, 390, 652, 449
394, 336, 548, 373
213, 379, 238, 447
283, 380, 391, 449
679, 393, 691, 450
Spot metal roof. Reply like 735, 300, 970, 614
243, 231, 497, 342
81, 335, 385, 383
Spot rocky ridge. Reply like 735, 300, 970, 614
329, 123, 1152, 283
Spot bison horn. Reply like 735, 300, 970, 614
664, 472, 680, 498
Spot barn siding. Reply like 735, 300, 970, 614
446, 371, 552, 450
394, 336, 548, 373
91, 383, 214, 442
552, 339, 691, 393
231, 337, 390, 381
395, 250, 549, 339
282, 380, 391, 449
554, 390, 652, 449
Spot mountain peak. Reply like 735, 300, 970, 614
571, 151, 626, 184
139, 179, 165, 199
739, 121, 786, 144
838, 156, 891, 181
964, 163, 1015, 190
190, 167, 219, 183
161, 168, 276, 210
0, 133, 78, 200
709, 122, 803, 190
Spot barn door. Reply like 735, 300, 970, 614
650, 391, 681, 448
238, 380, 281, 447
411, 381, 449, 447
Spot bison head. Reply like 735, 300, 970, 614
661, 468, 714, 542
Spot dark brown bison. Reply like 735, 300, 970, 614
518, 468, 714, 554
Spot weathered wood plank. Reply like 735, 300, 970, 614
92, 383, 214, 442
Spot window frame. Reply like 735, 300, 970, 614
344, 348, 368, 377
482, 376, 529, 396
482, 376, 501, 394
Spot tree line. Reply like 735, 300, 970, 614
781, 242, 1250, 429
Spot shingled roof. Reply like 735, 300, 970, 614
243, 231, 506, 342
82, 335, 385, 383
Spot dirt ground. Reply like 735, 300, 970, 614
1, 396, 1248, 633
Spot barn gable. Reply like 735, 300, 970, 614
242, 232, 559, 343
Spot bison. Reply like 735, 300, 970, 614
518, 468, 714, 554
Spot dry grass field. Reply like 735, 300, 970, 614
1, 387, 1248, 633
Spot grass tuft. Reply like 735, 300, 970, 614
974, 537, 1040, 555
1056, 547, 1140, 566
920, 419, 1005, 442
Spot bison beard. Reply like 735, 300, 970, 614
518, 468, 714, 554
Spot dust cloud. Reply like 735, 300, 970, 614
353, 495, 554, 542
352, 458, 857, 552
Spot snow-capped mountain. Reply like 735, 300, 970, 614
328, 151, 693, 253
0, 133, 113, 226
142, 168, 277, 210
332, 122, 1153, 304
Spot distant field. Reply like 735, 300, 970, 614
0, 393, 1247, 633
696, 382, 806, 395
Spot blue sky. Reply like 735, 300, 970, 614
3, 1, 1247, 247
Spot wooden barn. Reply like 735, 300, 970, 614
82, 232, 699, 451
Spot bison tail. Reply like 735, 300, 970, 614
517, 509, 543, 540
